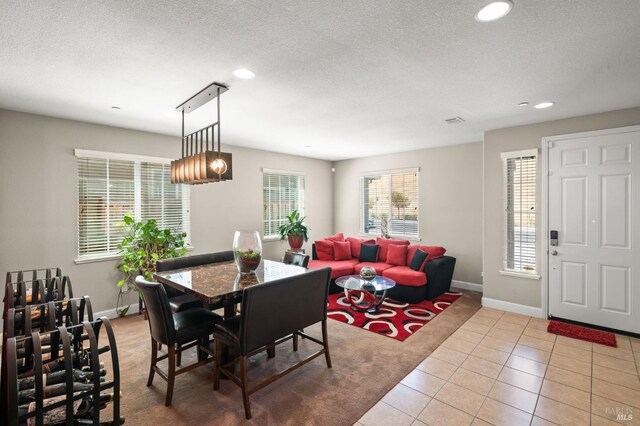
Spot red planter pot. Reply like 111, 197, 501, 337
288, 235, 304, 249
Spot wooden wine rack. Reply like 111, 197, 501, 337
2, 267, 122, 425
5, 317, 122, 425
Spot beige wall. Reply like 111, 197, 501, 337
333, 142, 483, 285
0, 109, 333, 314
483, 106, 640, 309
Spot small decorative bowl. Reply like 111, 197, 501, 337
359, 266, 377, 281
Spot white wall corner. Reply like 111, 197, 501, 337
93, 303, 140, 320
481, 297, 545, 318
451, 280, 483, 293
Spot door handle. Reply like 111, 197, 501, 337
550, 250, 558, 256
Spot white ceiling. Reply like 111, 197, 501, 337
1, 1, 639, 161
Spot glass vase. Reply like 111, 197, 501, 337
233, 230, 262, 274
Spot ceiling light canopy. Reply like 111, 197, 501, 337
233, 68, 256, 79
518, 102, 529, 107
534, 101, 555, 109
476, 1, 513, 22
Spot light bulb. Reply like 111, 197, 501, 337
211, 158, 228, 175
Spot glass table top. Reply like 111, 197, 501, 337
153, 259, 307, 303
335, 274, 396, 291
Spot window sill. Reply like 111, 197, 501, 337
75, 246, 194, 265
499, 270, 541, 280
75, 254, 120, 264
262, 237, 283, 243
358, 233, 421, 242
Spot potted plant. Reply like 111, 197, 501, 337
116, 215, 187, 315
277, 210, 309, 250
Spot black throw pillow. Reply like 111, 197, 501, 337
359, 244, 380, 263
410, 249, 429, 271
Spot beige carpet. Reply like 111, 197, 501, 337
102, 290, 481, 425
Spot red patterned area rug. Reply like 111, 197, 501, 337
327, 291, 463, 342
547, 320, 617, 347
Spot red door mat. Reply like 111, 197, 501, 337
547, 320, 617, 347
327, 291, 462, 342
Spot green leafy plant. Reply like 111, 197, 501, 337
277, 210, 309, 242
116, 215, 187, 315
234, 249, 262, 273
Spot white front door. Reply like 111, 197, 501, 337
548, 126, 640, 333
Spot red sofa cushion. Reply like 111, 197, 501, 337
347, 237, 375, 259
308, 259, 357, 279
387, 244, 408, 266
325, 233, 345, 242
382, 266, 427, 287
406, 245, 447, 269
315, 239, 334, 260
333, 241, 352, 261
376, 237, 410, 262
354, 262, 394, 275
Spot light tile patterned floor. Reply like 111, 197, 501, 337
356, 307, 640, 425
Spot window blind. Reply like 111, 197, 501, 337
140, 162, 191, 243
77, 152, 190, 259
503, 152, 537, 273
360, 169, 419, 238
263, 172, 304, 239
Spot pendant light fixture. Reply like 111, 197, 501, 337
170, 82, 233, 185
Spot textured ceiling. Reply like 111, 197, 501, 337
1, 0, 639, 161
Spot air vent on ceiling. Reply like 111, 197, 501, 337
444, 116, 465, 124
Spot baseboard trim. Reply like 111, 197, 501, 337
481, 297, 544, 318
94, 303, 140, 320
451, 280, 483, 293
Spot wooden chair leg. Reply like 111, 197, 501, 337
147, 337, 157, 386
322, 320, 332, 368
213, 340, 222, 390
176, 343, 182, 366
293, 332, 298, 352
240, 355, 252, 419
157, 341, 162, 351
165, 345, 176, 406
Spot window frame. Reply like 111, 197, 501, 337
500, 149, 538, 277
359, 167, 420, 240
262, 168, 305, 241
74, 149, 191, 263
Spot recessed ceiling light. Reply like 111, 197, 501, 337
518, 102, 529, 107
534, 102, 555, 109
111, 106, 121, 110
233, 68, 256, 79
476, 1, 513, 22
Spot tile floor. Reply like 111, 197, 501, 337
355, 307, 640, 425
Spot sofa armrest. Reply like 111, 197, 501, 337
423, 256, 456, 300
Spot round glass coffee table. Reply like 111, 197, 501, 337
335, 275, 396, 313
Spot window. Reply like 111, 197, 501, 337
263, 169, 305, 239
76, 149, 191, 260
360, 168, 419, 238
501, 149, 537, 274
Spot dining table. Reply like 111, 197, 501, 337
153, 259, 310, 366
152, 259, 308, 319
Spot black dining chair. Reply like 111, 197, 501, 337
212, 267, 332, 419
135, 276, 222, 406
283, 252, 310, 268
155, 251, 235, 313
156, 251, 235, 365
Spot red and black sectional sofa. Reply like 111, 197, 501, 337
307, 233, 456, 303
